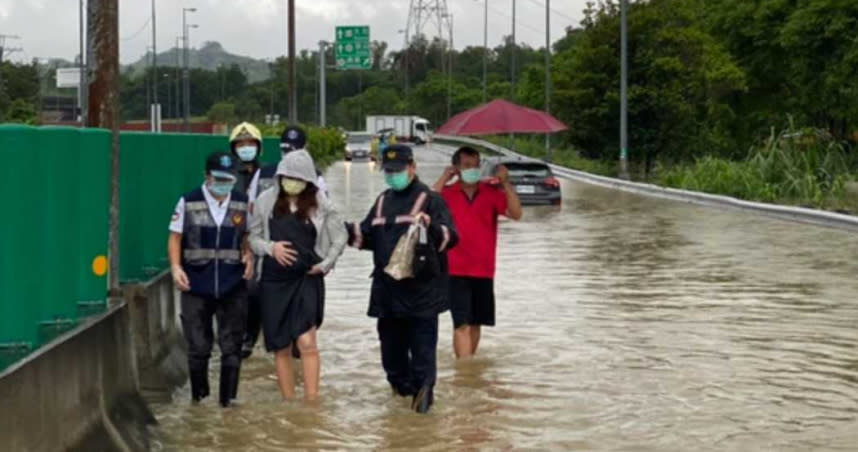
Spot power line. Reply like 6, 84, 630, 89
121, 16, 152, 41
525, 0, 579, 23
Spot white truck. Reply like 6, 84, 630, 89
366, 116, 433, 144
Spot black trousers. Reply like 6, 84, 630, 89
180, 286, 248, 372
243, 280, 262, 349
377, 316, 439, 396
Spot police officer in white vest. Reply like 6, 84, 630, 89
168, 152, 254, 407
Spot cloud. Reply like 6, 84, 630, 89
0, 0, 589, 64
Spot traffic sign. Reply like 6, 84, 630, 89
335, 26, 371, 70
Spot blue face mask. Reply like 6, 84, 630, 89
460, 168, 482, 185
385, 171, 411, 191
235, 145, 258, 162
208, 181, 235, 197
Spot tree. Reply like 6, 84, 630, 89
207, 102, 237, 124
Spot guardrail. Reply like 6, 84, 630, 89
435, 134, 858, 232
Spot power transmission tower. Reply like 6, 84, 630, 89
404, 1, 452, 113
0, 34, 22, 63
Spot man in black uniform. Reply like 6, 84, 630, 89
346, 144, 458, 413
168, 152, 253, 407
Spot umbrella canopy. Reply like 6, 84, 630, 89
436, 99, 568, 136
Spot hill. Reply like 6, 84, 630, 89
125, 41, 271, 83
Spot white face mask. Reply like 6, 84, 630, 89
236, 145, 258, 162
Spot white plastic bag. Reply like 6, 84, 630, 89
384, 224, 420, 280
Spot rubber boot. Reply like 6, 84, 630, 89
189, 363, 210, 403
412, 385, 434, 414
240, 341, 254, 360
219, 366, 241, 408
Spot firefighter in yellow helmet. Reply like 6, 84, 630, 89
229, 122, 266, 359
230, 122, 264, 202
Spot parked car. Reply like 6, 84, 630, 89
345, 132, 372, 161
482, 158, 562, 206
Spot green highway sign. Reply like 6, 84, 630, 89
335, 26, 371, 70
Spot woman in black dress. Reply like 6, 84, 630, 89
248, 150, 347, 401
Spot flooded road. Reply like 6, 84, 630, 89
152, 145, 858, 451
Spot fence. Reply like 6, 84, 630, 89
0, 126, 284, 370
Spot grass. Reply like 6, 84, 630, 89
657, 124, 858, 212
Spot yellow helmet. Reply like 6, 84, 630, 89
229, 122, 262, 146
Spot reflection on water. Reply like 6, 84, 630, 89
152, 145, 858, 451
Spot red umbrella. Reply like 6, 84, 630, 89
436, 99, 568, 135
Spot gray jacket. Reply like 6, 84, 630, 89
248, 151, 347, 275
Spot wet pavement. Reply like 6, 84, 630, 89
151, 144, 858, 451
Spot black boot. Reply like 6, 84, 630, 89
240, 341, 254, 360
189, 364, 210, 403
412, 385, 434, 414
219, 366, 241, 407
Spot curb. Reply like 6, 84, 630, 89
434, 134, 858, 232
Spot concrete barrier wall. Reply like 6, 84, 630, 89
0, 272, 186, 452
435, 134, 858, 232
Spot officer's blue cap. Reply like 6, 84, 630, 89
382, 144, 415, 172
205, 151, 238, 178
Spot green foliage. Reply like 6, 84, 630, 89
658, 121, 858, 208
5, 99, 38, 125
255, 123, 345, 169
207, 102, 237, 124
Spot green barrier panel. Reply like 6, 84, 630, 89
0, 125, 110, 350
119, 132, 228, 282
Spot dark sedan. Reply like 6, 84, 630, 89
482, 159, 562, 206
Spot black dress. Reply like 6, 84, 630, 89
260, 211, 325, 353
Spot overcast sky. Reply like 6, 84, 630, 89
0, 0, 589, 64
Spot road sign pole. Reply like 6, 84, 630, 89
319, 41, 327, 127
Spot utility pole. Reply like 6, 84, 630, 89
319, 41, 327, 127
287, 0, 297, 124
482, 0, 488, 103
87, 0, 121, 297
182, 7, 197, 132
619, 0, 629, 178
511, 0, 516, 100
545, 0, 552, 159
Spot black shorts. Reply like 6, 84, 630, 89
449, 277, 495, 329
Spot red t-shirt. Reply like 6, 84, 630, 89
442, 182, 508, 278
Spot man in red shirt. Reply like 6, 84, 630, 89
433, 146, 522, 359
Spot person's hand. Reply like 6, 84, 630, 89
442, 165, 458, 183
171, 264, 191, 292
414, 212, 432, 226
496, 165, 511, 184
307, 265, 326, 276
242, 256, 254, 280
272, 241, 298, 267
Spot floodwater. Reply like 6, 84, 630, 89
151, 145, 858, 451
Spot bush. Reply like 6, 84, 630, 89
256, 123, 345, 169
658, 122, 858, 210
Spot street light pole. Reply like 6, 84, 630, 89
319, 41, 327, 127
79, 0, 88, 124
619, 0, 629, 178
175, 36, 181, 123
545, 0, 552, 159
182, 7, 196, 132
511, 0, 516, 100
482, 0, 488, 103
287, 0, 297, 124
447, 14, 454, 120
152, 0, 159, 112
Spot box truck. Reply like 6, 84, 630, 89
366, 116, 432, 144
